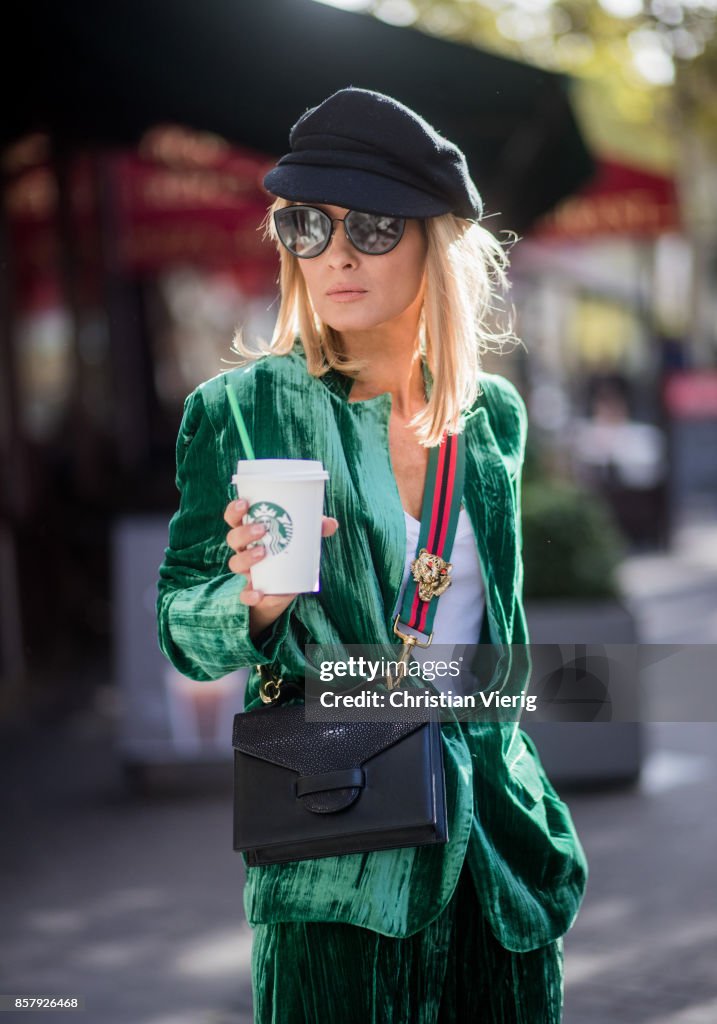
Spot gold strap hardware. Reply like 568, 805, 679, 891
258, 664, 283, 704
386, 615, 434, 691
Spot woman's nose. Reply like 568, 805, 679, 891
326, 223, 358, 267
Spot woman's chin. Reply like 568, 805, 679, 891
321, 313, 385, 334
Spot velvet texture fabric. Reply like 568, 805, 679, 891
156, 339, 588, 954
251, 867, 564, 1024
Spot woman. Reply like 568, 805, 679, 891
157, 88, 588, 1023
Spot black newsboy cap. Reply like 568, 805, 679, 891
262, 87, 483, 220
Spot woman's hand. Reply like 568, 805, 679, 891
224, 499, 339, 639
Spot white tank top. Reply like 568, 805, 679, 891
391, 507, 486, 694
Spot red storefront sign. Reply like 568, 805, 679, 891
531, 157, 681, 239
108, 126, 278, 286
4, 125, 280, 309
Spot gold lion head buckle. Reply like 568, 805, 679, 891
410, 548, 453, 603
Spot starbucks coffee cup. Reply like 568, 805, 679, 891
232, 459, 330, 594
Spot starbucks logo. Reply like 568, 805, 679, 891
247, 502, 293, 556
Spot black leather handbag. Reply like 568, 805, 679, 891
229, 403, 466, 867
232, 686, 447, 866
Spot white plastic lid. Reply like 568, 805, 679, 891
234, 459, 325, 474
232, 470, 329, 484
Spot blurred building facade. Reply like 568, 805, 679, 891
509, 155, 717, 549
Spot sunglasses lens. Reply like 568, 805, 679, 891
346, 212, 405, 254
275, 207, 331, 257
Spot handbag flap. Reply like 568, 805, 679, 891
232, 704, 426, 775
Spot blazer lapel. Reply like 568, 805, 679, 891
318, 361, 519, 650
419, 358, 519, 646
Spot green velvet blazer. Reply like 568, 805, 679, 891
157, 339, 588, 952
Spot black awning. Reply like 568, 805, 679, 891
6, 0, 595, 233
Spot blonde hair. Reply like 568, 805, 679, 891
230, 196, 520, 447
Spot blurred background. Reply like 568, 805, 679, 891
1, 0, 716, 1021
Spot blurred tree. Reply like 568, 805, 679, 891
347, 0, 717, 361
354, 0, 717, 164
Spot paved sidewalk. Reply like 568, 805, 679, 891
562, 509, 717, 1024
1, 511, 716, 1024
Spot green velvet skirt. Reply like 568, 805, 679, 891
250, 865, 564, 1023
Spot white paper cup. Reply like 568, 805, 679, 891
232, 459, 330, 594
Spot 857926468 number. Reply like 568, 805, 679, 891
0, 996, 84, 1011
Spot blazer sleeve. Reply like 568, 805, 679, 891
156, 386, 296, 681
479, 373, 528, 556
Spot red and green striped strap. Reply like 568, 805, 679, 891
397, 429, 467, 637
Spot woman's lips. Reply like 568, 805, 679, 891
327, 290, 368, 302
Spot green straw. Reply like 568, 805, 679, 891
224, 377, 255, 461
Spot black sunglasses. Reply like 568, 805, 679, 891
274, 205, 406, 258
